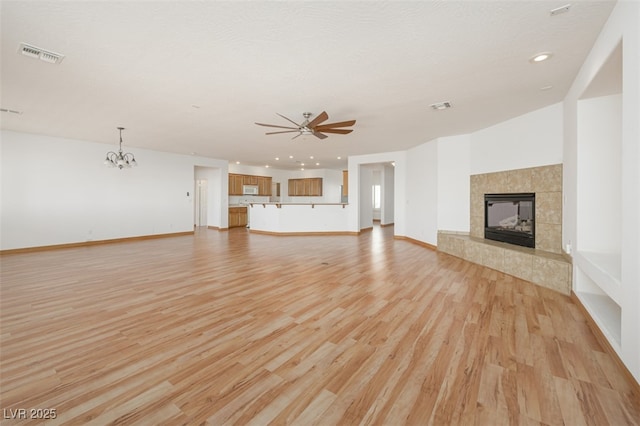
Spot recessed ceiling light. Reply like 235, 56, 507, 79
430, 101, 452, 110
301, 163, 305, 166
235, 161, 240, 164
289, 155, 294, 159
275, 157, 279, 161
337, 156, 341, 160
265, 165, 270, 168
310, 156, 314, 159
315, 162, 320, 166
530, 52, 553, 63
301, 168, 304, 171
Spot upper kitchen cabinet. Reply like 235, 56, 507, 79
229, 174, 245, 195
309, 178, 322, 196
342, 170, 348, 196
243, 175, 258, 185
288, 178, 323, 196
258, 176, 272, 196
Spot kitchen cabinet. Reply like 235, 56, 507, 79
288, 178, 323, 196
288, 179, 302, 196
309, 178, 322, 196
243, 175, 258, 185
258, 176, 272, 196
228, 206, 247, 228
342, 170, 348, 196
229, 173, 271, 196
229, 174, 244, 195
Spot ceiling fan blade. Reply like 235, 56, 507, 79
291, 133, 302, 140
314, 120, 356, 130
307, 111, 329, 128
276, 113, 302, 128
315, 128, 353, 135
313, 132, 328, 140
255, 122, 299, 130
266, 130, 300, 135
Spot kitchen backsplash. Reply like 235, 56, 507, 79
229, 195, 270, 205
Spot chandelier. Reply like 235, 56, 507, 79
104, 127, 137, 169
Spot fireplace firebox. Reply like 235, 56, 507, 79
484, 193, 535, 248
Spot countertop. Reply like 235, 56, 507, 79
248, 202, 348, 208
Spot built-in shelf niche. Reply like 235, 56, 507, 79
576, 268, 622, 347
575, 41, 623, 353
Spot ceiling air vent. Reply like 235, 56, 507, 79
18, 43, 64, 64
430, 101, 452, 110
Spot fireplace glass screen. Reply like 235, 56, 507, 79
484, 193, 535, 248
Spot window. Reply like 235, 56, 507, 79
372, 185, 381, 209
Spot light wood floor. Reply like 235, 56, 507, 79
1, 226, 638, 425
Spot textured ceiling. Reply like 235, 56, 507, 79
0, 1, 616, 170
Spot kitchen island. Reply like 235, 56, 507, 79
248, 203, 354, 235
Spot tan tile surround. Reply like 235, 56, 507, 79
438, 164, 571, 295
470, 164, 563, 253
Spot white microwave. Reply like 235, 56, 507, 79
242, 185, 259, 195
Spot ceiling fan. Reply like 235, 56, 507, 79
255, 111, 356, 140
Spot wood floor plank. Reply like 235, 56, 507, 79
1, 226, 639, 425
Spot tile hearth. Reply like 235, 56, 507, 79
438, 231, 571, 295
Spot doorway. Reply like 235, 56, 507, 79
360, 163, 394, 229
372, 182, 381, 221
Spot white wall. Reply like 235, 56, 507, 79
470, 103, 563, 175
359, 165, 374, 229
382, 164, 395, 225
576, 94, 622, 253
405, 139, 438, 245
228, 163, 272, 176
437, 135, 471, 233
1, 130, 228, 250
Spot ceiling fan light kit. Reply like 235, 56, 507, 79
255, 111, 356, 140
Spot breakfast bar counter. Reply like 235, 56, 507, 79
248, 203, 353, 235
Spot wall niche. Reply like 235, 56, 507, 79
574, 41, 623, 349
